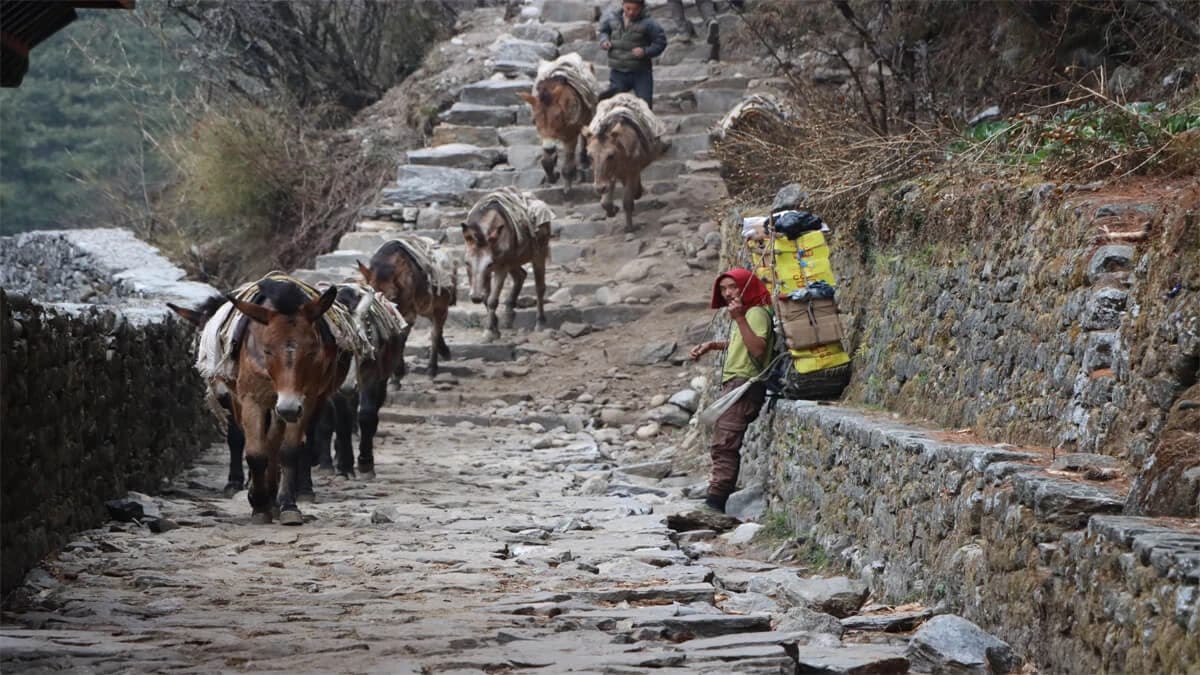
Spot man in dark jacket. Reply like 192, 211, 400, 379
598, 0, 668, 109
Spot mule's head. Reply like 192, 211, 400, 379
358, 259, 401, 305
460, 210, 507, 304
230, 284, 338, 424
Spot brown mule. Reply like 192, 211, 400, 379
519, 79, 592, 192
583, 94, 665, 233
226, 279, 349, 525
461, 199, 552, 341
359, 238, 455, 378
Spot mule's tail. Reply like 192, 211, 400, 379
437, 336, 451, 360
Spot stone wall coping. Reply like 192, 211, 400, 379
1089, 516, 1200, 584
771, 400, 1197, 585
3, 227, 219, 314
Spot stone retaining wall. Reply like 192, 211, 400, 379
739, 402, 1199, 674
830, 181, 1199, 469
1, 228, 220, 595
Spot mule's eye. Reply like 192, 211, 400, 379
263, 348, 274, 356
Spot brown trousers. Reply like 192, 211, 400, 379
708, 378, 766, 499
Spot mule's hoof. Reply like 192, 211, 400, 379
223, 482, 244, 499
279, 509, 304, 526
250, 511, 273, 525
295, 491, 316, 504
358, 469, 376, 481
534, 320, 547, 332
314, 465, 335, 476
603, 204, 619, 218
485, 330, 501, 343
546, 171, 560, 183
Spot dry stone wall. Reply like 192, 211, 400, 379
738, 403, 1198, 674
0, 229, 219, 594
722, 180, 1198, 672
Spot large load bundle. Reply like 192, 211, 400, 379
589, 92, 668, 153
710, 93, 792, 143
379, 234, 457, 295
743, 210, 851, 398
534, 52, 599, 117
466, 187, 555, 244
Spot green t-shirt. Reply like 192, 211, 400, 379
722, 306, 773, 383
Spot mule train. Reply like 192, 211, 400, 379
170, 272, 408, 525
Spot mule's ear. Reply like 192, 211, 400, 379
228, 295, 273, 326
303, 285, 339, 323
517, 92, 538, 107
166, 302, 205, 327
356, 259, 372, 284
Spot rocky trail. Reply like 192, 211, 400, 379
1, 4, 1022, 674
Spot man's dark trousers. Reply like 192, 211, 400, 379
602, 68, 654, 109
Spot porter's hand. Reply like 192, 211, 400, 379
632, 47, 645, 57
727, 296, 747, 320
689, 342, 710, 360
601, 41, 612, 50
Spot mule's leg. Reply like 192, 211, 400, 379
533, 252, 548, 331
623, 173, 640, 232
429, 303, 450, 378
578, 136, 591, 170
502, 265, 526, 331
296, 413, 320, 503
540, 141, 560, 184
276, 416, 308, 526
312, 397, 335, 475
485, 269, 506, 342
241, 404, 273, 524
357, 375, 387, 480
224, 410, 246, 498
562, 136, 578, 192
600, 177, 619, 218
332, 392, 356, 478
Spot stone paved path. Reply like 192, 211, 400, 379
0, 403, 910, 673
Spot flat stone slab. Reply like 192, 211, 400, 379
460, 78, 534, 106
406, 144, 504, 171
440, 102, 518, 127
841, 607, 934, 633
790, 644, 911, 675
384, 165, 478, 205
1011, 472, 1125, 528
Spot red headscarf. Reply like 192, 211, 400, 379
709, 268, 771, 309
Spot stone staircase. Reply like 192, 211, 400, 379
290, 0, 780, 377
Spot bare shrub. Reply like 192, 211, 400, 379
165, 0, 457, 121
150, 103, 391, 288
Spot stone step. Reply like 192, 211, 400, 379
474, 168, 547, 191
380, 408, 588, 433
440, 102, 525, 128
498, 126, 543, 147
405, 342, 518, 362
662, 133, 711, 160
291, 268, 351, 287
538, 2, 599, 23
316, 250, 370, 271
432, 125, 502, 147
460, 78, 533, 107
406, 144, 506, 171
383, 165, 478, 206
447, 302, 650, 331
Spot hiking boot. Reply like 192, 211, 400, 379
704, 494, 728, 512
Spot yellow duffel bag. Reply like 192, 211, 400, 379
789, 340, 852, 374
749, 231, 837, 293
